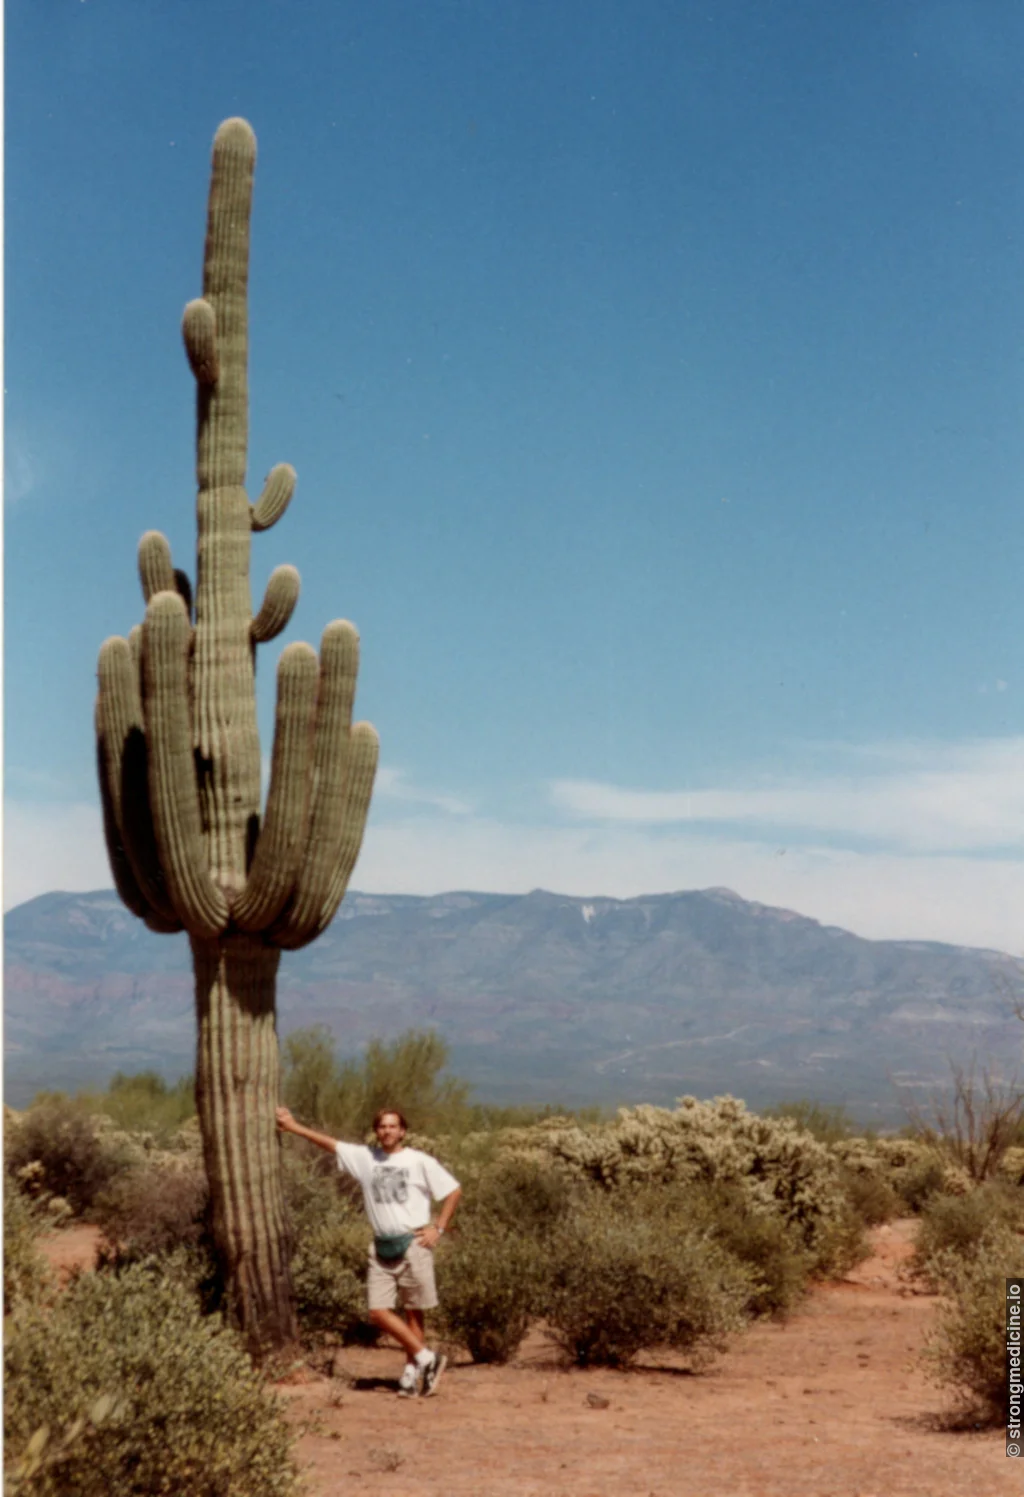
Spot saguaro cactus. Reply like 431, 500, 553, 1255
95, 118, 378, 1352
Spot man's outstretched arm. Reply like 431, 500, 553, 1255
275, 1105, 338, 1154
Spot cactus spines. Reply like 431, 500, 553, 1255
94, 117, 378, 1352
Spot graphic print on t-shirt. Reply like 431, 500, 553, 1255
371, 1165, 409, 1205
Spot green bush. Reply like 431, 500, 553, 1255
915, 1183, 1024, 1285
93, 1162, 209, 1259
291, 1218, 369, 1343
92, 1162, 220, 1310
675, 1182, 814, 1317
831, 1135, 956, 1214
839, 1166, 901, 1227
3, 1186, 53, 1315
470, 1154, 576, 1239
280, 1151, 372, 1344
922, 1225, 1019, 1424
86, 1071, 196, 1143
282, 1025, 472, 1137
810, 1198, 873, 1279
545, 1203, 751, 1369
437, 1227, 546, 1363
4, 1262, 297, 1496
6, 1097, 129, 1216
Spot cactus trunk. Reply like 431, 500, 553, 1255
193, 936, 296, 1352
95, 119, 378, 1355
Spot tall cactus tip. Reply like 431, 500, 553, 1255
214, 117, 256, 152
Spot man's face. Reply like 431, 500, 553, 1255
374, 1113, 407, 1152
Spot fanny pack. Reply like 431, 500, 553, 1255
374, 1232, 414, 1262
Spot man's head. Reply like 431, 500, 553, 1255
372, 1108, 408, 1152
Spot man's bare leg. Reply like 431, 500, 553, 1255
369, 1307, 425, 1360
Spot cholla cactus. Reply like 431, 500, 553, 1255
832, 1135, 971, 1201
95, 119, 378, 1351
500, 1094, 847, 1253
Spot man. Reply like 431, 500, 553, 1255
275, 1102, 461, 1397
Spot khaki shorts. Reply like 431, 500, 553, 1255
366, 1240, 438, 1312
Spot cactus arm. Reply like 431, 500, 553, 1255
96, 637, 182, 930
251, 565, 300, 644
138, 531, 176, 604
128, 625, 143, 680
304, 721, 379, 946
182, 298, 219, 386
251, 464, 296, 532
232, 643, 317, 932
95, 703, 154, 923
268, 621, 360, 946
274, 721, 378, 951
143, 591, 229, 937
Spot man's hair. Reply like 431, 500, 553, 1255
372, 1107, 408, 1133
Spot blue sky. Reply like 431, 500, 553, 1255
6, 0, 1024, 952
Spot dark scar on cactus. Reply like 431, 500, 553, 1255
245, 813, 260, 874
174, 569, 194, 622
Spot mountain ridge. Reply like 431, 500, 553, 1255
6, 886, 1024, 1122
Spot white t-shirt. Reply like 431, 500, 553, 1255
334, 1142, 460, 1238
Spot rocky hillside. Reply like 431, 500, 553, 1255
6, 886, 1024, 1122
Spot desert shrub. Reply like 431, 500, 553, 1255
914, 1182, 1024, 1285
3, 1185, 53, 1315
278, 1150, 373, 1343
501, 1096, 849, 1264
91, 1161, 220, 1309
93, 1161, 209, 1258
436, 1227, 546, 1363
84, 1071, 196, 1142
896, 1154, 956, 1212
831, 1135, 956, 1214
905, 1061, 1024, 1184
810, 1198, 873, 1279
839, 1166, 901, 1227
282, 1026, 472, 1137
670, 1182, 814, 1317
291, 1217, 369, 1342
5, 1096, 131, 1216
469, 1153, 577, 1239
997, 1145, 1024, 1187
921, 1224, 1019, 1424
4, 1261, 297, 1496
544, 1202, 751, 1369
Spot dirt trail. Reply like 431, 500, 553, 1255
36, 1219, 1016, 1495
278, 1221, 1015, 1497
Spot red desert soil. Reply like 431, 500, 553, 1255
38, 1220, 1015, 1496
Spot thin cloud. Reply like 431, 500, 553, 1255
550, 737, 1024, 854
373, 765, 473, 817
3, 434, 36, 506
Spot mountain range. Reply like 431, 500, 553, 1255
6, 886, 1024, 1124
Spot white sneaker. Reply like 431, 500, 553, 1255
397, 1363, 420, 1398
421, 1350, 447, 1397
